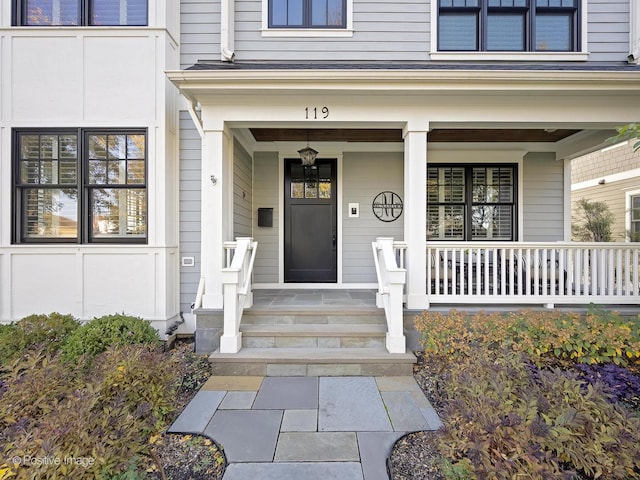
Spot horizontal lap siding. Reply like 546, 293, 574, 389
234, 0, 430, 61
253, 152, 280, 283
234, 140, 253, 238
522, 152, 564, 242
179, 112, 202, 311
181, 0, 220, 68
342, 153, 404, 283
587, 0, 630, 62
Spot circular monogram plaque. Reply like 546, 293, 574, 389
372, 191, 403, 222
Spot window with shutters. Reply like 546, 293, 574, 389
427, 164, 517, 241
14, 0, 147, 26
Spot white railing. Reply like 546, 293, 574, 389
219, 237, 258, 353
372, 237, 407, 353
427, 242, 640, 307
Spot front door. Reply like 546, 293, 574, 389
284, 158, 337, 282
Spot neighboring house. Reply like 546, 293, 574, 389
1, 1, 640, 362
571, 141, 640, 242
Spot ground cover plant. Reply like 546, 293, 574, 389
393, 308, 640, 479
0, 313, 223, 479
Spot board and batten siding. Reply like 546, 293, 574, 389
180, 0, 630, 67
234, 139, 253, 238
342, 152, 404, 283
179, 112, 202, 312
522, 152, 565, 242
252, 152, 280, 283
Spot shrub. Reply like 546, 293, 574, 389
61, 314, 160, 364
574, 362, 640, 410
0, 313, 79, 365
437, 353, 640, 479
1, 344, 178, 479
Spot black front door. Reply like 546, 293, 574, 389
284, 158, 337, 282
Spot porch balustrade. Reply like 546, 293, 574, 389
372, 237, 407, 353
427, 242, 640, 307
220, 237, 258, 353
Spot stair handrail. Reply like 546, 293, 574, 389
220, 237, 258, 353
371, 237, 407, 354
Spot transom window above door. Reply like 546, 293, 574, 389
14, 0, 148, 26
427, 164, 517, 241
438, 0, 579, 52
269, 0, 346, 28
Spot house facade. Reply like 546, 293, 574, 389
1, 1, 640, 355
571, 140, 640, 242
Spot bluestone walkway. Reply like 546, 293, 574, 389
168, 375, 443, 480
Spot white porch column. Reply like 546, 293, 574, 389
201, 123, 234, 308
403, 122, 429, 310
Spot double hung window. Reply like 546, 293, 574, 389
630, 194, 640, 242
438, 0, 579, 52
14, 0, 147, 26
427, 164, 517, 241
269, 0, 346, 28
14, 129, 147, 244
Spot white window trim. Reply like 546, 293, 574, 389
625, 189, 640, 242
261, 0, 353, 37
429, 0, 589, 62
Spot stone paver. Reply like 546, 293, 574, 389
169, 374, 444, 479
357, 432, 406, 480
253, 376, 319, 410
204, 410, 283, 462
274, 432, 360, 462
381, 391, 430, 431
222, 462, 364, 480
281, 409, 318, 432
319, 377, 392, 432
202, 375, 263, 391
167, 390, 225, 434
218, 391, 256, 410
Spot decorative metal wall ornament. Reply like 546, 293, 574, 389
372, 191, 403, 222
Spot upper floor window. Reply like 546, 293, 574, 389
438, 0, 579, 52
14, 0, 147, 26
13, 129, 147, 244
269, 0, 346, 28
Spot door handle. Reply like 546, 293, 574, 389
332, 235, 337, 248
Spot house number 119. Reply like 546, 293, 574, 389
305, 107, 329, 119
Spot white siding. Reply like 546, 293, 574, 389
342, 152, 404, 283
522, 152, 565, 241
252, 152, 280, 283
179, 113, 202, 311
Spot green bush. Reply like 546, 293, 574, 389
0, 312, 79, 365
0, 344, 178, 479
61, 314, 160, 364
437, 353, 640, 479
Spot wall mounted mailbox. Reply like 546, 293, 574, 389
258, 208, 273, 227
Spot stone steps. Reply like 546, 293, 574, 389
240, 324, 387, 349
208, 347, 416, 377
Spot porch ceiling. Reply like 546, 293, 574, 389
249, 128, 581, 143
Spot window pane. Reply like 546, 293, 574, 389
536, 13, 572, 51
487, 14, 525, 51
108, 160, 127, 184
428, 205, 465, 240
271, 0, 303, 26
20, 135, 40, 159
91, 0, 147, 26
24, 188, 78, 238
127, 160, 145, 184
25, 0, 79, 25
91, 188, 147, 238
89, 160, 107, 184
89, 135, 107, 159
439, 13, 478, 50
472, 205, 512, 240
108, 134, 127, 159
311, 0, 344, 26
632, 196, 640, 221
18, 133, 77, 185
291, 182, 304, 198
127, 134, 145, 159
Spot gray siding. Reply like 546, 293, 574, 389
342, 152, 404, 283
233, 139, 253, 237
587, 0, 630, 62
180, 0, 630, 67
179, 112, 202, 311
522, 152, 565, 242
252, 152, 280, 283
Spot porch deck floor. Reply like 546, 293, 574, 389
252, 289, 377, 308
